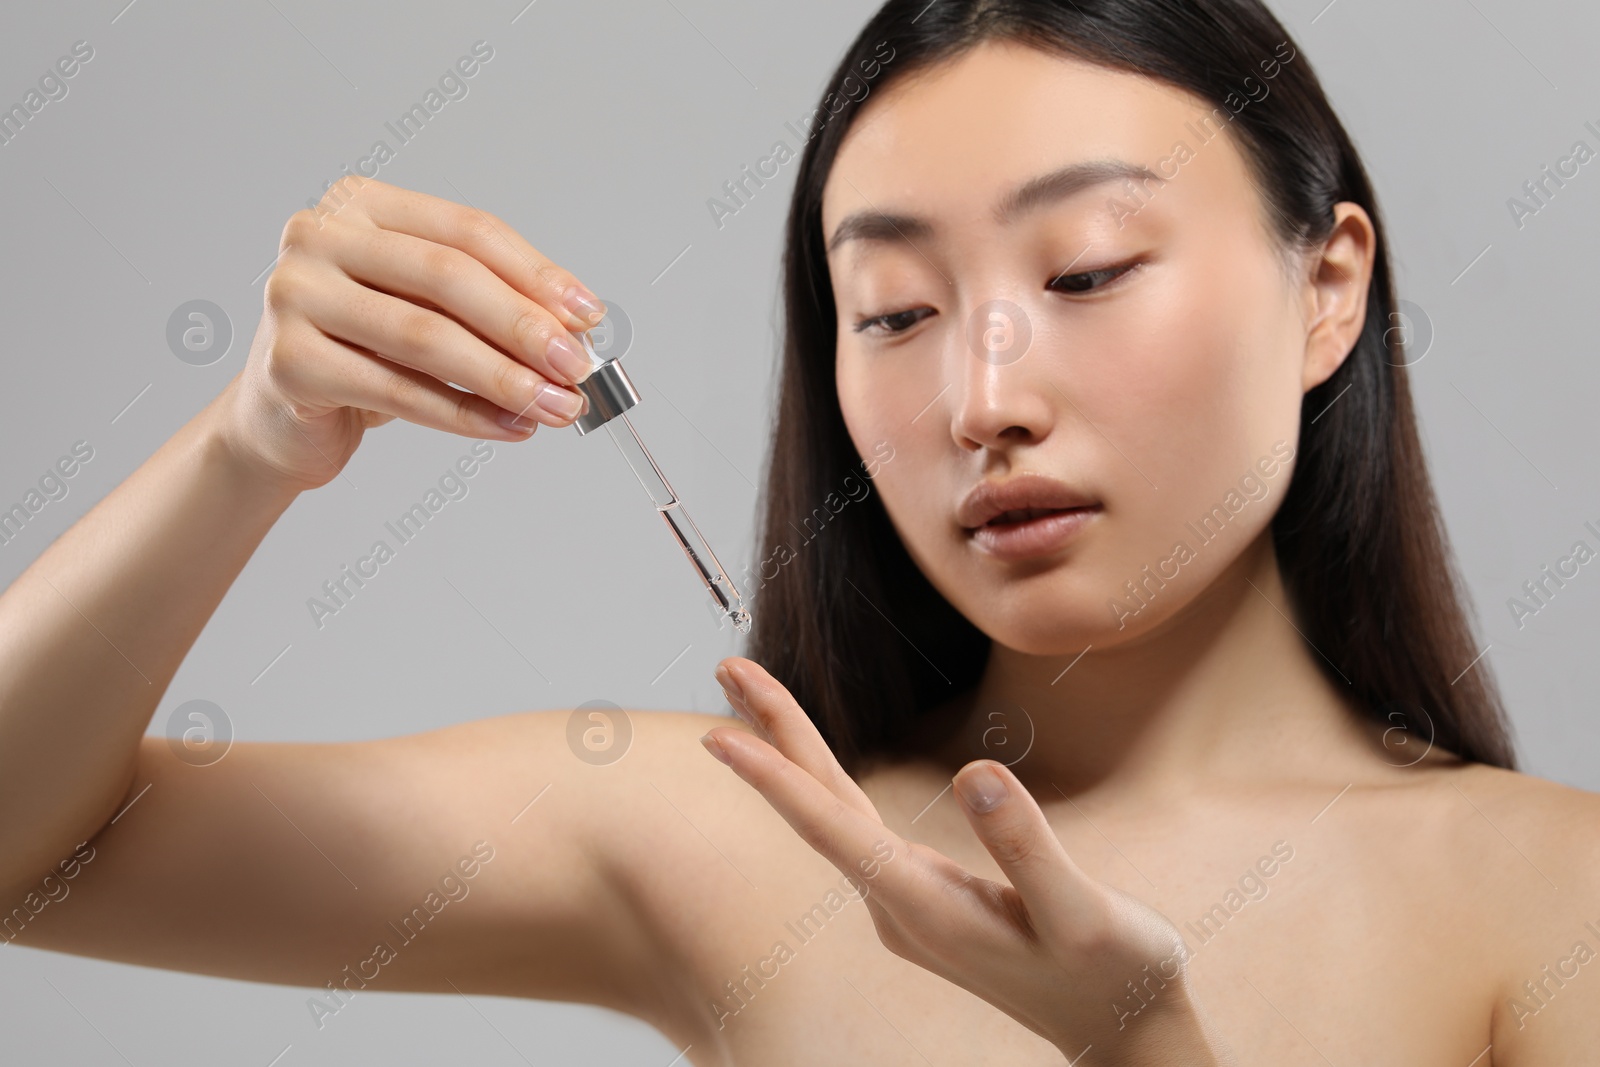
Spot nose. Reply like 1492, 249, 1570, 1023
947, 301, 1056, 453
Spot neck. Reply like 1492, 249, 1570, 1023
940, 534, 1375, 800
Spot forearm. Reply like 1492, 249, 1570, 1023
0, 375, 299, 886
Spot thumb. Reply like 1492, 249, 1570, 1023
952, 760, 1099, 935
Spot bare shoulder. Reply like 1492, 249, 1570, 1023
1451, 758, 1600, 817
1440, 761, 1600, 887
1376, 758, 1600, 916
464, 704, 846, 1044
1432, 762, 1600, 1061
493, 701, 822, 898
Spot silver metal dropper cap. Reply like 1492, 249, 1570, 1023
572, 358, 641, 435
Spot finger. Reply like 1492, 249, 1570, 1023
290, 264, 587, 429
714, 657, 880, 821
357, 182, 607, 332
706, 727, 1052, 965
274, 324, 542, 440
324, 223, 598, 389
952, 759, 1100, 936
704, 726, 913, 901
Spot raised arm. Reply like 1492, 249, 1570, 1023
0, 385, 299, 888
0, 178, 602, 892
0, 179, 710, 1014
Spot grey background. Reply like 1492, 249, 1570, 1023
0, 0, 1595, 1062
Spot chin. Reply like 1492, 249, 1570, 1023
947, 546, 1225, 657
942, 567, 1119, 657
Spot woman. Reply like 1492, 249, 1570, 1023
2, 0, 1595, 1062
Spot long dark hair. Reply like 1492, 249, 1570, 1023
747, 0, 1517, 775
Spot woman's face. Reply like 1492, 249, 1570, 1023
825, 41, 1354, 657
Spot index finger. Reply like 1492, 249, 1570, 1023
703, 725, 919, 903
716, 656, 881, 822
359, 181, 607, 333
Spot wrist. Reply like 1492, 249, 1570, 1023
201, 376, 310, 507
1069, 993, 1237, 1067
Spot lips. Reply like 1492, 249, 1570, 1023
957, 473, 1099, 530
958, 474, 1101, 561
970, 509, 1097, 560
990, 507, 1070, 524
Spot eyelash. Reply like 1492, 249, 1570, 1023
850, 261, 1139, 336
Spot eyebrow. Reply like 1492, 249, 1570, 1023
826, 158, 1161, 254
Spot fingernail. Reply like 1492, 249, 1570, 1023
534, 381, 585, 422
700, 732, 733, 765
496, 408, 537, 434
715, 663, 747, 709
546, 333, 593, 385
955, 763, 1007, 813
562, 284, 607, 326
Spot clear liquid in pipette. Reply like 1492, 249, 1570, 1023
605, 414, 750, 633
658, 499, 751, 634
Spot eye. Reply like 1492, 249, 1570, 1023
850, 260, 1139, 336
851, 306, 936, 336
1048, 261, 1140, 294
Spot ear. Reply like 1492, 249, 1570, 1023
1299, 202, 1376, 393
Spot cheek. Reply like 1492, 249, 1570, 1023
837, 348, 959, 570
837, 347, 890, 482
1078, 252, 1300, 476
873, 463, 949, 584
1059, 256, 1304, 631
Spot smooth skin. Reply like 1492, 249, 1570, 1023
4, 40, 1599, 1066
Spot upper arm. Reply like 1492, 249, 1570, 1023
0, 708, 705, 1018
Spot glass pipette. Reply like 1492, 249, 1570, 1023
569, 331, 751, 634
